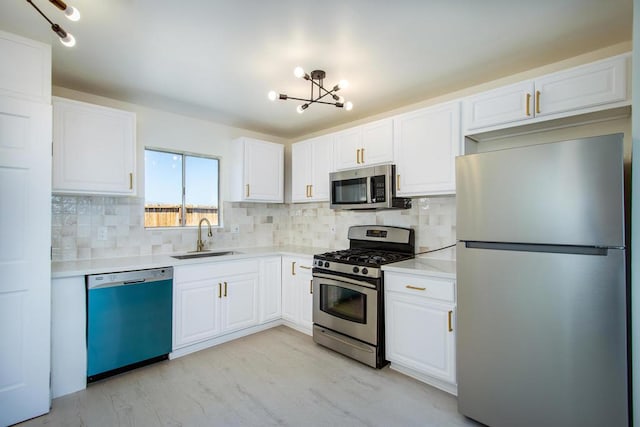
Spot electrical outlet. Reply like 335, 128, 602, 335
231, 225, 240, 234
97, 226, 108, 241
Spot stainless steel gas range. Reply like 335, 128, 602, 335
312, 225, 415, 368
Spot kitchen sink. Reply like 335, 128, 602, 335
171, 250, 240, 260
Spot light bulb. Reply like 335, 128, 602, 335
60, 32, 76, 47
344, 101, 353, 111
64, 6, 80, 21
268, 91, 277, 101
296, 104, 308, 114
338, 79, 349, 90
293, 66, 305, 79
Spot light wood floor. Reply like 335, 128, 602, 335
19, 326, 479, 426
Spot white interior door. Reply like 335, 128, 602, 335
0, 97, 51, 425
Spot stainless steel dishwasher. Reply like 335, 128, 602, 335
86, 267, 173, 383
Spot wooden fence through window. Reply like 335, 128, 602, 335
145, 204, 219, 227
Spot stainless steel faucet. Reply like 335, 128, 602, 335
196, 218, 213, 252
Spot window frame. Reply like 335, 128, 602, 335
144, 147, 221, 228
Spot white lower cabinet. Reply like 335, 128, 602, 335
281, 255, 314, 334
259, 256, 282, 323
173, 260, 259, 350
384, 271, 457, 395
51, 276, 87, 399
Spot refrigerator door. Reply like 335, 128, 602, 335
457, 243, 628, 427
456, 134, 624, 247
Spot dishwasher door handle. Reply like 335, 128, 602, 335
123, 279, 146, 285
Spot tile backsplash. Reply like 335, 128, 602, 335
51, 195, 456, 262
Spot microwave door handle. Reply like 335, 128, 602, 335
367, 177, 373, 203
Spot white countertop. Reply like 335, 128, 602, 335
382, 256, 456, 279
51, 245, 328, 278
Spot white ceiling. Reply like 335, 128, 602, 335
0, 0, 633, 139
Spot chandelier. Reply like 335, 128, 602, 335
268, 67, 353, 114
25, 0, 81, 47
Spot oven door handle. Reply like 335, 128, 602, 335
312, 272, 377, 290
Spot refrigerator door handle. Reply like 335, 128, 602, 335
462, 241, 610, 256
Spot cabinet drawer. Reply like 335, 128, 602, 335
385, 272, 455, 303
175, 259, 259, 283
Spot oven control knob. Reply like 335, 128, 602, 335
362, 268, 368, 275
324, 262, 329, 268
352, 267, 359, 273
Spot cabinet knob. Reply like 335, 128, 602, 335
525, 93, 531, 116
405, 285, 426, 291
397, 175, 401, 191
218, 283, 222, 298
356, 149, 361, 164
360, 148, 364, 164
224, 281, 228, 297
245, 184, 250, 198
309, 279, 313, 294
129, 173, 133, 190
535, 90, 541, 114
291, 261, 296, 276
448, 310, 453, 332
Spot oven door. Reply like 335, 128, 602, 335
312, 272, 378, 345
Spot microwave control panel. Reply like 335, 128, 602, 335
370, 175, 386, 203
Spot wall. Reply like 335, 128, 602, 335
51, 197, 456, 261
632, 0, 639, 423
52, 86, 290, 202
51, 42, 633, 264
292, 42, 631, 143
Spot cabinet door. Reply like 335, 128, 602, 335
52, 97, 136, 195
310, 135, 333, 201
361, 119, 393, 166
0, 97, 51, 426
535, 55, 627, 118
297, 268, 314, 331
259, 257, 282, 323
174, 279, 220, 349
386, 292, 456, 384
244, 138, 284, 202
463, 81, 534, 131
221, 274, 259, 333
0, 31, 51, 104
281, 257, 299, 323
333, 127, 362, 170
394, 103, 460, 196
291, 140, 312, 202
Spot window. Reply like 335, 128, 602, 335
144, 149, 219, 227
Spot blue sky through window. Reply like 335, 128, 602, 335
145, 150, 219, 207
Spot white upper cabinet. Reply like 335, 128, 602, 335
52, 97, 136, 195
334, 118, 393, 170
463, 54, 630, 134
534, 55, 627, 117
230, 137, 284, 202
0, 30, 51, 104
394, 102, 461, 197
463, 81, 534, 131
291, 134, 333, 202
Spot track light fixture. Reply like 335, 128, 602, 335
268, 67, 353, 114
26, 0, 80, 47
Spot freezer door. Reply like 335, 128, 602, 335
457, 243, 628, 427
456, 134, 624, 247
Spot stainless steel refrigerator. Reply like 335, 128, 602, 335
456, 134, 628, 427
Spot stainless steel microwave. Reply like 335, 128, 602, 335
329, 164, 411, 210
